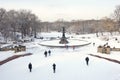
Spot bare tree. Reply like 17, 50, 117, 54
101, 17, 115, 35
0, 8, 41, 41
0, 8, 6, 33
17, 10, 40, 39
113, 5, 120, 33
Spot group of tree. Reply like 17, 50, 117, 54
0, 8, 41, 42
42, 18, 115, 35
0, 5, 120, 42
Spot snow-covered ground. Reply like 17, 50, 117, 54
1, 32, 120, 80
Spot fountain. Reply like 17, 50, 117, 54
59, 27, 69, 44
39, 27, 91, 48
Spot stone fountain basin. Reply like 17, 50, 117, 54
39, 39, 91, 47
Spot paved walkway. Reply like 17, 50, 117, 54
89, 54, 120, 64
0, 53, 32, 65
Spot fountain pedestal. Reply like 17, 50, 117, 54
59, 27, 69, 44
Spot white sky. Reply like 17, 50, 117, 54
0, 0, 120, 21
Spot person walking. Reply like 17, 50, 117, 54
52, 63, 56, 73
44, 51, 47, 57
85, 57, 89, 66
73, 46, 75, 50
28, 62, 32, 72
93, 43, 95, 46
48, 50, 51, 56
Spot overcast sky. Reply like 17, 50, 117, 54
0, 0, 120, 21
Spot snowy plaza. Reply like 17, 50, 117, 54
0, 0, 120, 80
0, 32, 120, 80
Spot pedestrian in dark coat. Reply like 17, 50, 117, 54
48, 50, 51, 56
52, 63, 56, 73
44, 51, 47, 57
28, 63, 32, 72
85, 57, 89, 66
93, 43, 95, 46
